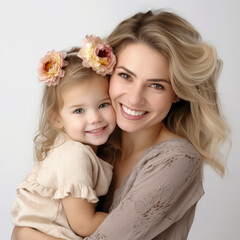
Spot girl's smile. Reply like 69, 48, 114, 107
56, 76, 116, 147
85, 126, 107, 136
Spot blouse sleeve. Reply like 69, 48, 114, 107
84, 141, 204, 239
51, 143, 98, 203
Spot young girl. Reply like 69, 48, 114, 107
11, 36, 117, 239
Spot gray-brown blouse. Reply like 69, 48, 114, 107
85, 138, 204, 240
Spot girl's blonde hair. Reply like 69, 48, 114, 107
34, 48, 117, 163
107, 10, 231, 176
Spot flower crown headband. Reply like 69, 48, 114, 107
38, 35, 116, 87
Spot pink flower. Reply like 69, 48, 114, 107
38, 50, 68, 86
78, 35, 116, 76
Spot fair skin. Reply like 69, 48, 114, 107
12, 77, 116, 238
11, 43, 179, 240
110, 43, 179, 189
57, 77, 116, 236
55, 77, 116, 152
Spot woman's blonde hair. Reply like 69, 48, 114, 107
34, 48, 117, 163
107, 10, 231, 175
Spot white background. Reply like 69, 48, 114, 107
1, 0, 240, 239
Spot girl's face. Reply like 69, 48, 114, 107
56, 76, 116, 147
109, 43, 177, 133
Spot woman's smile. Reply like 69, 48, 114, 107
109, 43, 176, 133
121, 104, 147, 118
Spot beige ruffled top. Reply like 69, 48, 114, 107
11, 134, 113, 240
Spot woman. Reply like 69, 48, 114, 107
12, 10, 230, 240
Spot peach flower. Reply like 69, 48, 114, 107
78, 35, 116, 76
38, 50, 68, 86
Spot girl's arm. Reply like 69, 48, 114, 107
62, 195, 108, 236
54, 142, 109, 236
11, 227, 62, 240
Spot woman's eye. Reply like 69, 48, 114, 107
99, 102, 110, 109
74, 108, 85, 114
150, 83, 164, 89
119, 73, 131, 80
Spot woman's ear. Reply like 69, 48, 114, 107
51, 112, 64, 129
173, 95, 180, 103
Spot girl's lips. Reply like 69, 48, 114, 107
120, 104, 147, 120
86, 126, 107, 136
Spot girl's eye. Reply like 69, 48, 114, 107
74, 108, 85, 114
99, 102, 110, 109
119, 72, 131, 80
150, 83, 164, 90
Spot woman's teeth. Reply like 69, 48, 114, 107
122, 105, 145, 116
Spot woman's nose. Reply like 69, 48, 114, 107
128, 85, 146, 106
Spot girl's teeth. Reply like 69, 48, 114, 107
89, 127, 103, 133
122, 105, 145, 116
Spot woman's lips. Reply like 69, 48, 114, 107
120, 104, 147, 120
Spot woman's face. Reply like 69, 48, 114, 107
109, 43, 177, 133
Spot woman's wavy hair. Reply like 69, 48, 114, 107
107, 10, 231, 175
34, 48, 117, 164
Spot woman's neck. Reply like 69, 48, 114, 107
121, 124, 163, 157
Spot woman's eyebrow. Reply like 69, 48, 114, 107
117, 66, 137, 77
117, 66, 170, 84
147, 79, 171, 84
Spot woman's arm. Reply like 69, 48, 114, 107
11, 226, 62, 240
62, 195, 108, 236
84, 142, 204, 239
12, 142, 203, 240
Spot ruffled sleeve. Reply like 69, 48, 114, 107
50, 141, 100, 202
18, 138, 111, 204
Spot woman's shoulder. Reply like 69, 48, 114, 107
144, 137, 201, 163
136, 137, 202, 187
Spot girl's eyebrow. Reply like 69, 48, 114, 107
68, 97, 111, 110
68, 104, 84, 110
117, 66, 170, 84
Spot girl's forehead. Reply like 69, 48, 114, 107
62, 76, 109, 96
60, 78, 110, 108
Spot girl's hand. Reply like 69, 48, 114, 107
11, 226, 27, 240
11, 226, 62, 240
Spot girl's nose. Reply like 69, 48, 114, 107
88, 110, 103, 124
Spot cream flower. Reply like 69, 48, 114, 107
78, 35, 116, 76
38, 50, 68, 86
